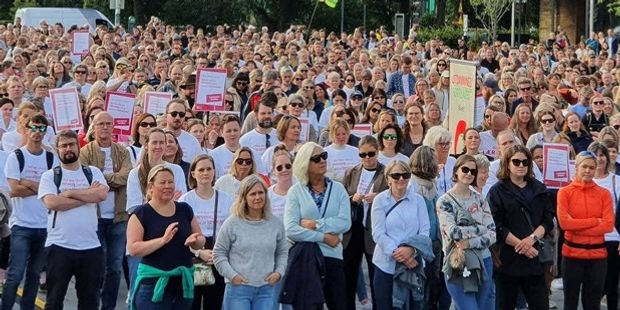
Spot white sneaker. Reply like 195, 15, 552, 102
551, 278, 563, 290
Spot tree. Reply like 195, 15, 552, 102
470, 0, 512, 42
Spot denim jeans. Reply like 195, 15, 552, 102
445, 256, 495, 310
222, 283, 279, 310
134, 282, 193, 310
1, 225, 46, 310
97, 219, 127, 310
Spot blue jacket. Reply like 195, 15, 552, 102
387, 71, 416, 98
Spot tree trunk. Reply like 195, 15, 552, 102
435, 0, 446, 27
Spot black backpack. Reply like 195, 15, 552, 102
14, 149, 54, 172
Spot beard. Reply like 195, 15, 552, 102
258, 120, 273, 129
60, 152, 79, 164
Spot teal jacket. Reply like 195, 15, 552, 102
130, 263, 195, 309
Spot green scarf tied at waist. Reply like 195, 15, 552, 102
130, 263, 195, 310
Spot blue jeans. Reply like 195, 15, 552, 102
223, 283, 278, 310
373, 264, 422, 310
1, 225, 46, 310
356, 266, 368, 301
97, 219, 127, 310
134, 283, 192, 310
445, 256, 495, 310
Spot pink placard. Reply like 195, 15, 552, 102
71, 31, 90, 56
105, 91, 136, 136
543, 143, 570, 189
351, 124, 373, 138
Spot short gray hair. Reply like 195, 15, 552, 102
423, 126, 451, 146
473, 154, 490, 169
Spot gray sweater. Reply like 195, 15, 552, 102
213, 215, 288, 286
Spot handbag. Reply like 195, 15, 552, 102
194, 191, 219, 286
520, 204, 554, 264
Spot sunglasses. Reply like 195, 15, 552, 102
373, 96, 385, 100
382, 134, 398, 140
371, 108, 381, 113
236, 81, 248, 86
294, 78, 303, 81
310, 151, 328, 163
275, 163, 292, 172
352, 96, 362, 100
345, 79, 355, 82
0, 93, 8, 98
460, 166, 477, 176
519, 86, 532, 91
74, 70, 86, 74
613, 125, 620, 130
235, 158, 253, 166
437, 63, 446, 67
540, 118, 555, 124
592, 100, 606, 105
389, 172, 411, 180
484, 114, 492, 119
139, 121, 157, 128
29, 125, 47, 133
169, 111, 186, 118
290, 101, 304, 108
511, 158, 530, 167
578, 150, 597, 158
359, 151, 376, 158
303, 86, 314, 90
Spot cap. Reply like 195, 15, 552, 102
179, 74, 196, 88
483, 78, 499, 91
351, 90, 363, 99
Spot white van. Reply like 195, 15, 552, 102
14, 7, 114, 34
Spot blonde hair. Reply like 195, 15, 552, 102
230, 174, 272, 220
146, 164, 175, 201
293, 142, 322, 185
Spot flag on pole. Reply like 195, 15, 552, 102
324, 0, 338, 8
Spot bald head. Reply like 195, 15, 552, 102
92, 111, 113, 146
491, 112, 509, 135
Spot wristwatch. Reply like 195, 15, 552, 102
530, 234, 540, 243
194, 249, 201, 258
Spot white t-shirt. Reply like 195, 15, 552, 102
178, 189, 233, 237
267, 185, 287, 219
62, 81, 92, 97
98, 147, 115, 219
127, 145, 141, 167
213, 174, 241, 199
210, 145, 236, 180
38, 165, 108, 250
479, 130, 497, 160
593, 173, 620, 242
319, 106, 334, 129
239, 128, 279, 174
125, 162, 187, 213
5, 148, 59, 228
106, 77, 130, 93
437, 156, 456, 196
378, 152, 410, 166
0, 151, 8, 193
175, 130, 204, 163
324, 144, 360, 182
2, 128, 55, 152
0, 118, 15, 133
301, 109, 320, 132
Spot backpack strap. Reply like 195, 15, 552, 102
52, 166, 62, 194
45, 151, 54, 169
14, 149, 24, 173
81, 165, 93, 185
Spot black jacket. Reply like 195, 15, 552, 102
279, 242, 325, 309
487, 178, 555, 276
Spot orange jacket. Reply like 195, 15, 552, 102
557, 180, 614, 260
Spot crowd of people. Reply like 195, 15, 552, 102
0, 12, 618, 310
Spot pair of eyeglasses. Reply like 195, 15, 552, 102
382, 134, 398, 141
359, 151, 376, 158
29, 125, 47, 132
275, 163, 292, 172
389, 172, 411, 180
139, 122, 157, 128
289, 102, 304, 108
169, 111, 186, 118
235, 158, 253, 166
310, 151, 328, 163
460, 166, 477, 176
511, 158, 530, 167
540, 118, 555, 124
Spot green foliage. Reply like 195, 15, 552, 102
11, 0, 39, 16
416, 25, 463, 47
418, 12, 435, 28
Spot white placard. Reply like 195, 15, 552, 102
105, 91, 136, 136
143, 91, 173, 116
300, 117, 310, 142
543, 143, 570, 189
72, 31, 90, 56
49, 87, 83, 131
194, 68, 227, 111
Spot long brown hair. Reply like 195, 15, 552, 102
131, 113, 155, 147
138, 128, 166, 195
